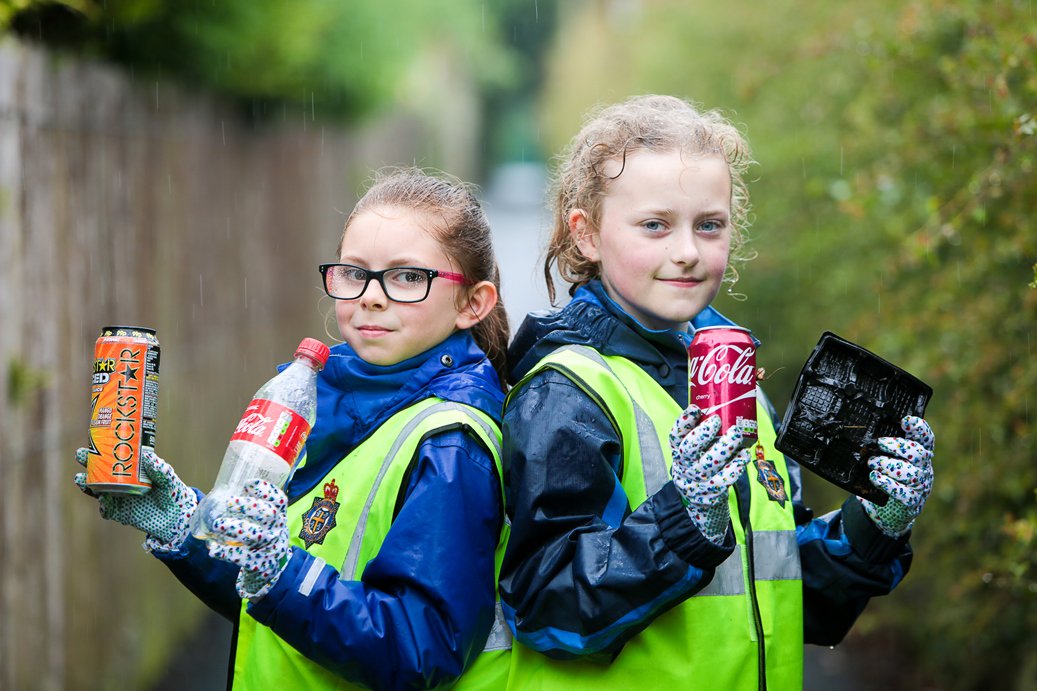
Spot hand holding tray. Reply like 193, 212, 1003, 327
774, 332, 933, 505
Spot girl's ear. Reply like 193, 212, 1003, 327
569, 209, 600, 262
455, 280, 499, 330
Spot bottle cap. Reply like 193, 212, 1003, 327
295, 338, 330, 369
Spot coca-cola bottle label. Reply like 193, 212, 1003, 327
230, 398, 311, 466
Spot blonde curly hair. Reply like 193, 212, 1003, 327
544, 94, 755, 302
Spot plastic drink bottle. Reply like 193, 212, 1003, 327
190, 337, 330, 543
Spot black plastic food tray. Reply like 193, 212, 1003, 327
774, 332, 932, 505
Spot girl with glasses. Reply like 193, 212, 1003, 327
76, 168, 512, 689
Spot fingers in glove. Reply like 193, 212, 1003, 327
219, 494, 285, 527
899, 415, 934, 452
681, 421, 744, 481
75, 447, 89, 468
693, 447, 750, 505
868, 454, 932, 489
207, 539, 250, 567
673, 438, 748, 510
867, 470, 926, 513
95, 494, 129, 522
673, 414, 724, 468
875, 435, 933, 468
712, 448, 751, 488
73, 472, 98, 498
241, 479, 288, 508
668, 405, 703, 451
139, 448, 177, 490
209, 481, 286, 548
209, 515, 276, 549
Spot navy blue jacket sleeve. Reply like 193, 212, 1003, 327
152, 489, 243, 622
796, 492, 913, 645
499, 370, 733, 661
244, 429, 503, 690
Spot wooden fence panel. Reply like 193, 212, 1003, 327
0, 36, 472, 690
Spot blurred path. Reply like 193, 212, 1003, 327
151, 162, 862, 691
150, 611, 231, 691
482, 162, 556, 329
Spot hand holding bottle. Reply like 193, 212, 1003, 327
190, 338, 329, 543
206, 480, 292, 600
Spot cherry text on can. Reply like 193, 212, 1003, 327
688, 325, 758, 449
87, 326, 160, 494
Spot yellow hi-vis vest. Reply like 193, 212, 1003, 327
232, 398, 512, 690
505, 345, 803, 691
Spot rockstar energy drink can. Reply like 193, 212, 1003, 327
87, 326, 160, 494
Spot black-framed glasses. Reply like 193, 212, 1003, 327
319, 263, 474, 303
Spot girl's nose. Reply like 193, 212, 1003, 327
670, 228, 701, 265
360, 280, 389, 310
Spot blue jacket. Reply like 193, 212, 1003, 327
156, 330, 506, 689
499, 281, 912, 659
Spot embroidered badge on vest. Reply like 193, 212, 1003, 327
754, 445, 787, 507
299, 479, 341, 548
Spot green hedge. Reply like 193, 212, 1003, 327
3, 0, 517, 121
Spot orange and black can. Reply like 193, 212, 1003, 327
87, 326, 160, 494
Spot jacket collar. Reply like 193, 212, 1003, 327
507, 280, 747, 384
289, 330, 503, 499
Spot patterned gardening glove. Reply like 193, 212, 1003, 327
669, 406, 751, 545
74, 447, 197, 549
206, 480, 292, 601
859, 416, 935, 537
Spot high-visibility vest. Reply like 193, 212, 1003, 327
232, 398, 512, 690
505, 345, 803, 691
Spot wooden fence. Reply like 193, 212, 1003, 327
0, 36, 480, 691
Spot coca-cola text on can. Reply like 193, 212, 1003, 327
87, 326, 160, 494
687, 325, 758, 449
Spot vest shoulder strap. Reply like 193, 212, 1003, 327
340, 399, 502, 579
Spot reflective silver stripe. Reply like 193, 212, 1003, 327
752, 530, 801, 581
695, 550, 745, 597
482, 601, 513, 652
298, 557, 327, 597
631, 398, 668, 495
557, 346, 669, 495
341, 402, 497, 579
693, 530, 800, 597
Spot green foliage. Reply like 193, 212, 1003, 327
3, 0, 517, 121
6, 356, 50, 407
839, 5, 1037, 687
541, 1, 1036, 688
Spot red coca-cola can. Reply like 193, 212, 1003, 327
688, 326, 758, 449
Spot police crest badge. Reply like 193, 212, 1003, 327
754, 445, 787, 507
299, 479, 341, 548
